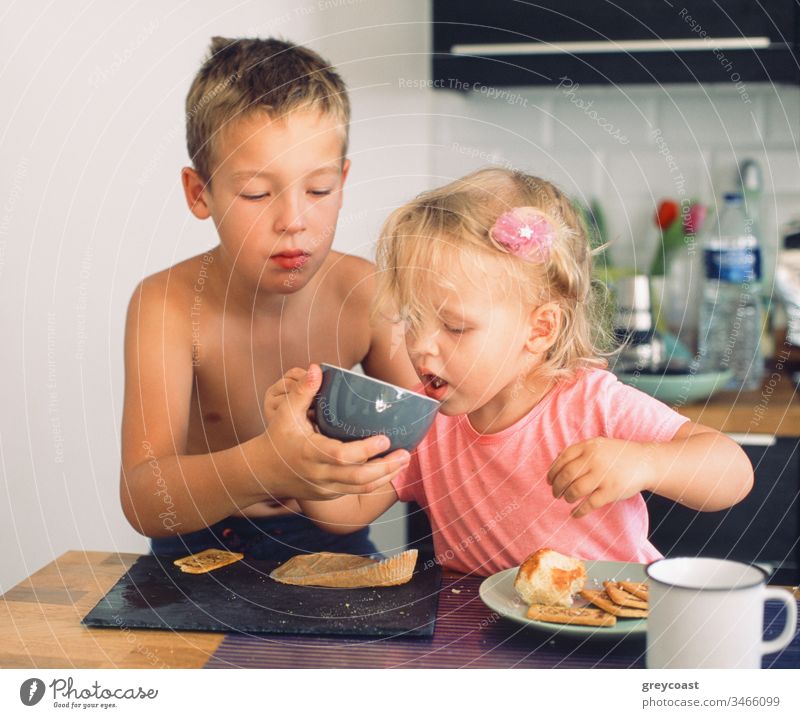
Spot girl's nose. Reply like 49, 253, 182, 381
407, 326, 440, 359
273, 192, 307, 234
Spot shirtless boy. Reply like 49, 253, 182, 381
119, 37, 415, 559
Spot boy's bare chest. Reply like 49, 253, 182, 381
185, 310, 369, 453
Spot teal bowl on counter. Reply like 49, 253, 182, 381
314, 364, 440, 454
613, 368, 734, 404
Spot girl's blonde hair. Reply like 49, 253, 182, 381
375, 167, 611, 383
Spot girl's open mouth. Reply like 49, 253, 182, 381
421, 373, 449, 401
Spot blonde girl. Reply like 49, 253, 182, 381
292, 168, 752, 575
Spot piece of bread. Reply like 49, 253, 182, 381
604, 581, 649, 609
527, 603, 617, 627
580, 589, 649, 617
514, 548, 587, 607
173, 548, 244, 574
269, 550, 418, 588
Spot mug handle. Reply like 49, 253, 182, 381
761, 587, 798, 657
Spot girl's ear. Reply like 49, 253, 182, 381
526, 302, 562, 355
181, 167, 212, 220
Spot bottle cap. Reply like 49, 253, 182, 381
738, 159, 763, 193
723, 192, 743, 203
784, 230, 800, 250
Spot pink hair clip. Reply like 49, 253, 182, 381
489, 206, 555, 263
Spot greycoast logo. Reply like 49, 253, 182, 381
19, 677, 158, 709
20, 678, 44, 706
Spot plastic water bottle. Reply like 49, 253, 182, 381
697, 193, 764, 390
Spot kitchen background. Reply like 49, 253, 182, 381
1, 0, 797, 590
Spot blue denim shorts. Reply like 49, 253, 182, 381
150, 512, 377, 562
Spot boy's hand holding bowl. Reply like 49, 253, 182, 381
262, 364, 438, 500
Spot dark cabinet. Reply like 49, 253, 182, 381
433, 0, 800, 86
646, 437, 800, 583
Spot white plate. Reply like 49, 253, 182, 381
479, 560, 647, 638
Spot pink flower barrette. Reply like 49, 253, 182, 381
489, 206, 556, 264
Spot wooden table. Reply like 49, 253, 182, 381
676, 367, 799, 436
0, 551, 224, 668
2, 551, 798, 669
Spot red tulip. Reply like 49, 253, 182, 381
655, 200, 680, 230
684, 203, 707, 235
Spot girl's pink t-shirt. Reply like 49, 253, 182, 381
392, 369, 689, 576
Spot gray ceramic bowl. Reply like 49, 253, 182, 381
314, 364, 440, 454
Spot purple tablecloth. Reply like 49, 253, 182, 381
204, 575, 799, 669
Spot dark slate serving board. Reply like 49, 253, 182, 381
82, 555, 441, 638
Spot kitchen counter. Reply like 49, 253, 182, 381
675, 368, 799, 437
2, 551, 798, 669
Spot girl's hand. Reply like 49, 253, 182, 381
547, 438, 657, 518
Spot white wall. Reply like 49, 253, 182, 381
3, 0, 799, 591
0, 0, 430, 590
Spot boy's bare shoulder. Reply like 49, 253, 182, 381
127, 252, 216, 331
324, 250, 377, 304
131, 252, 213, 303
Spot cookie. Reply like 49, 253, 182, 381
580, 589, 649, 618
603, 581, 649, 609
619, 580, 649, 601
173, 548, 244, 574
527, 603, 617, 627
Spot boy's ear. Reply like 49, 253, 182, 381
181, 167, 212, 220
525, 302, 562, 355
337, 159, 351, 208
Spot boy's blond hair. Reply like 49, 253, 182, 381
375, 167, 612, 383
186, 37, 350, 182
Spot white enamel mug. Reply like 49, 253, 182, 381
646, 557, 798, 669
